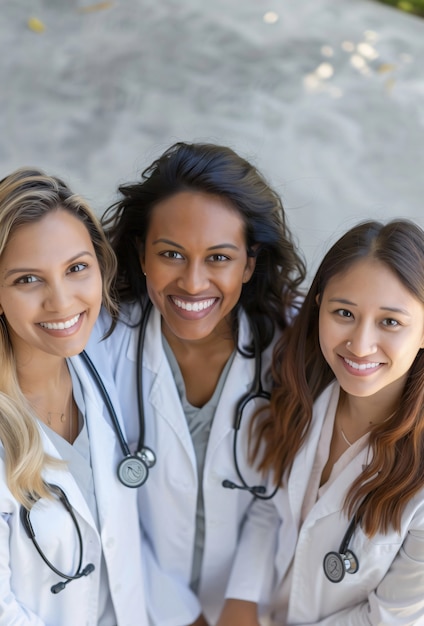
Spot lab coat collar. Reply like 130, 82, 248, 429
41, 354, 122, 534
288, 382, 371, 527
206, 311, 253, 460
40, 429, 98, 532
127, 304, 254, 463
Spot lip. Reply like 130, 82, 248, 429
38, 313, 84, 335
339, 354, 384, 376
168, 295, 218, 318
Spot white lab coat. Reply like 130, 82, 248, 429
86, 303, 279, 626
270, 382, 424, 625
0, 354, 148, 626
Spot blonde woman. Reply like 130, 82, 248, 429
0, 169, 147, 625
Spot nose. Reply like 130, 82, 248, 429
346, 323, 378, 357
44, 280, 73, 312
177, 260, 209, 294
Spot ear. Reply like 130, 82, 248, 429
315, 293, 321, 307
140, 256, 146, 276
242, 254, 257, 284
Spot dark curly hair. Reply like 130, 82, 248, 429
102, 141, 305, 353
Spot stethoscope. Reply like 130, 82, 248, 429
80, 346, 156, 489
20, 484, 95, 594
323, 511, 364, 583
82, 301, 276, 498
20, 307, 274, 593
221, 316, 278, 500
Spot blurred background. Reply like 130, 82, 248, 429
1, 0, 424, 276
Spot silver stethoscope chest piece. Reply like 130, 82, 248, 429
137, 446, 156, 468
118, 455, 149, 488
323, 549, 359, 583
323, 514, 360, 583
80, 310, 157, 489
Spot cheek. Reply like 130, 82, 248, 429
318, 315, 340, 360
90, 271, 104, 308
144, 267, 165, 297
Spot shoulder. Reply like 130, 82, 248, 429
88, 302, 141, 354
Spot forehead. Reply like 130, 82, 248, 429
2, 210, 93, 262
323, 258, 419, 306
147, 191, 246, 242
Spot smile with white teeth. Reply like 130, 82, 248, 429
344, 357, 381, 371
171, 297, 216, 312
39, 314, 81, 330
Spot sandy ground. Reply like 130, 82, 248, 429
1, 0, 424, 273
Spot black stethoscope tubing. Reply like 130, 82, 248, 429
221, 318, 278, 500
323, 492, 373, 583
20, 484, 95, 594
80, 346, 156, 489
83, 300, 273, 497
322, 492, 378, 584
323, 516, 359, 583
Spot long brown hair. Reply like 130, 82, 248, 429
254, 219, 424, 536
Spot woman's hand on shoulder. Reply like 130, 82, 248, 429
215, 599, 260, 626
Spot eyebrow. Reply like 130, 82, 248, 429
152, 238, 240, 251
4, 251, 95, 279
328, 298, 411, 317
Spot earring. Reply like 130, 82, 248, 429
346, 341, 352, 347
143, 272, 146, 276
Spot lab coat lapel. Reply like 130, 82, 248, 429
70, 354, 121, 528
140, 305, 196, 457
206, 312, 252, 461
289, 381, 371, 526
304, 445, 370, 524
40, 430, 98, 531
288, 383, 339, 527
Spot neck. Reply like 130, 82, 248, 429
161, 316, 234, 358
336, 389, 399, 447
17, 354, 70, 398
13, 345, 77, 443
340, 383, 401, 425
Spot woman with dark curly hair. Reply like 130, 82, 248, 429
87, 141, 305, 626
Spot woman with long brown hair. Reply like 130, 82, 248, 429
255, 219, 424, 624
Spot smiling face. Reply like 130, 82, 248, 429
0, 209, 103, 363
318, 258, 424, 401
140, 191, 256, 344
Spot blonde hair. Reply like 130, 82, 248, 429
0, 167, 118, 507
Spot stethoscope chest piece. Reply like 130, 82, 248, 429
137, 446, 156, 469
118, 455, 149, 488
323, 549, 359, 583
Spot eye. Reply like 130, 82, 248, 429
382, 318, 400, 328
68, 263, 88, 273
335, 308, 353, 319
15, 275, 39, 284
207, 254, 230, 262
161, 251, 184, 260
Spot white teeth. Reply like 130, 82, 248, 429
172, 297, 215, 312
344, 357, 380, 371
39, 314, 80, 330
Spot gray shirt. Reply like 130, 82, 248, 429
39, 363, 116, 626
162, 335, 236, 592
